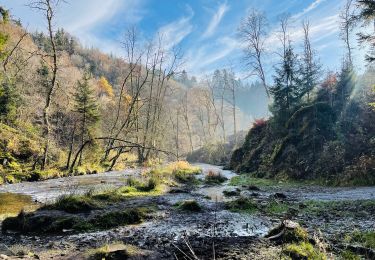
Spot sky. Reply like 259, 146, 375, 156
0, 0, 365, 81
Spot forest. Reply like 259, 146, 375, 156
0, 0, 375, 259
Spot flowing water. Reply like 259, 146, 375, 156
1, 164, 375, 258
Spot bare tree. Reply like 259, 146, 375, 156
181, 89, 194, 153
301, 20, 321, 101
226, 68, 238, 147
29, 0, 61, 170
239, 9, 270, 98
340, 0, 356, 66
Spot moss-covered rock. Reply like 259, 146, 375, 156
283, 241, 327, 260
225, 197, 258, 214
42, 194, 101, 213
266, 220, 308, 243
175, 200, 202, 212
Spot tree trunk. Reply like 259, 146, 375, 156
66, 123, 76, 169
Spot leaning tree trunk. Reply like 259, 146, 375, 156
41, 0, 58, 170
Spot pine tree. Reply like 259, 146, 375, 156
356, 0, 375, 62
270, 44, 300, 123
0, 81, 19, 124
74, 74, 100, 165
334, 62, 356, 112
299, 21, 321, 102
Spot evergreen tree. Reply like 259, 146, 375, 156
299, 21, 321, 102
0, 81, 19, 124
270, 44, 300, 123
356, 0, 375, 62
74, 74, 100, 165
334, 62, 356, 112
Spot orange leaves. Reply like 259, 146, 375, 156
321, 73, 338, 91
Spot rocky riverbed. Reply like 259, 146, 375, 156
0, 164, 374, 259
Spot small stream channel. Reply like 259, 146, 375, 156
1, 164, 375, 258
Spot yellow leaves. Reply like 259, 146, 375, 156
97, 76, 114, 98
122, 93, 132, 106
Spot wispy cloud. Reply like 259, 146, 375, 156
292, 0, 327, 20
185, 36, 239, 75
265, 14, 339, 51
158, 7, 194, 50
63, 0, 122, 33
202, 2, 229, 39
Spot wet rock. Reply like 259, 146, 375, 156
223, 190, 240, 197
243, 185, 261, 191
250, 192, 259, 197
273, 192, 287, 200
168, 188, 189, 194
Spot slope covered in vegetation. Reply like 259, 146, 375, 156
230, 66, 375, 185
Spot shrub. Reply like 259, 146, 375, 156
344, 230, 375, 249
135, 177, 158, 192
225, 197, 258, 213
175, 200, 202, 212
205, 170, 227, 185
90, 209, 145, 229
43, 194, 100, 213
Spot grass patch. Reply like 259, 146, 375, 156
283, 242, 327, 260
264, 200, 290, 215
340, 250, 361, 260
229, 174, 314, 188
344, 230, 375, 249
301, 200, 375, 218
87, 243, 142, 260
43, 193, 101, 213
2, 207, 149, 234
230, 175, 283, 187
205, 170, 227, 185
175, 200, 202, 212
146, 161, 201, 185
89, 208, 146, 229
225, 197, 258, 214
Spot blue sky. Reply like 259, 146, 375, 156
1, 0, 365, 80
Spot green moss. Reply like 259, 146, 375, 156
302, 200, 375, 218
87, 243, 142, 260
265, 200, 290, 215
230, 175, 282, 187
267, 222, 308, 243
90, 208, 145, 229
225, 197, 258, 214
344, 231, 375, 249
283, 242, 327, 260
340, 250, 361, 260
2, 207, 148, 234
175, 200, 202, 212
1, 211, 86, 234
